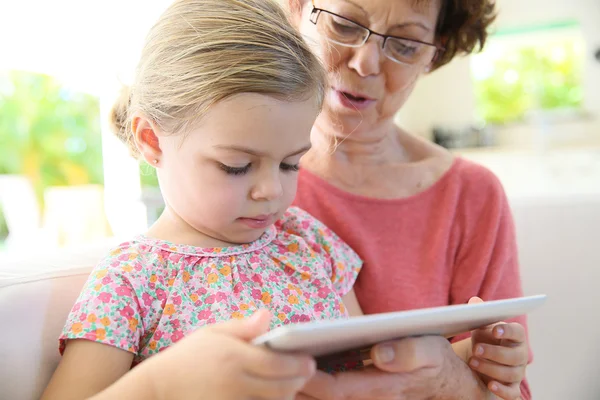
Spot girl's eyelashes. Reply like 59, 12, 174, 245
280, 162, 300, 172
219, 163, 251, 175
218, 162, 300, 175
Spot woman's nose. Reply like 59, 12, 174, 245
347, 37, 382, 77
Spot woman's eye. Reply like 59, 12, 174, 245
280, 163, 300, 172
219, 163, 251, 175
331, 18, 361, 35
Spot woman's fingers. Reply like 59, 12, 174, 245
473, 342, 528, 366
488, 380, 522, 400
469, 356, 525, 384
492, 322, 526, 343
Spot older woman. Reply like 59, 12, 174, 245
286, 0, 532, 399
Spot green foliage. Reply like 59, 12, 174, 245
473, 39, 584, 125
0, 206, 8, 241
0, 70, 103, 203
139, 162, 159, 188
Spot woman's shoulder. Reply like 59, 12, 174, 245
450, 157, 507, 200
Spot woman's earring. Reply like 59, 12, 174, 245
152, 159, 159, 165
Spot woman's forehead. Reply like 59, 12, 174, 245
324, 0, 441, 19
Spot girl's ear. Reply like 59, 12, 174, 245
132, 113, 163, 166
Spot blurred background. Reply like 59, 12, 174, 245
0, 1, 599, 397
0, 0, 598, 252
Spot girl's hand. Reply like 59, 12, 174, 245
468, 298, 529, 400
143, 310, 316, 400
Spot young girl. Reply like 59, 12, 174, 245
42, 0, 528, 398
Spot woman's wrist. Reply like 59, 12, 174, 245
441, 349, 494, 400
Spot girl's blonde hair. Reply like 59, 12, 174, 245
111, 0, 326, 157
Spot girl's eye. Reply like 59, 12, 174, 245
219, 163, 251, 175
280, 163, 300, 172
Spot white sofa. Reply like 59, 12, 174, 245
1, 195, 599, 400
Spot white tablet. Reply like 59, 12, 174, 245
253, 295, 546, 358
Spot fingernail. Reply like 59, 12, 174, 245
496, 327, 504, 337
470, 359, 480, 368
491, 383, 499, 392
376, 345, 395, 364
476, 345, 484, 356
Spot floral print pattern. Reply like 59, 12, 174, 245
59, 207, 362, 366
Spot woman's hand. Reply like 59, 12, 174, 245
297, 335, 490, 400
94, 310, 316, 400
467, 297, 528, 400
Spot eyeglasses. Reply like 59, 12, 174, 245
309, 5, 445, 67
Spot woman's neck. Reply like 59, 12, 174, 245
308, 119, 410, 168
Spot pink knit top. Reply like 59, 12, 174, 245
294, 157, 532, 399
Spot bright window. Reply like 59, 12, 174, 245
471, 21, 585, 125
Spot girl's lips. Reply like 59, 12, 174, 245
237, 214, 275, 229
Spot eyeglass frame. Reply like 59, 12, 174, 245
309, 3, 446, 66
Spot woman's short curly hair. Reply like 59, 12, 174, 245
432, 0, 497, 70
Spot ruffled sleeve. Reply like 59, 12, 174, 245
277, 207, 362, 297
59, 245, 145, 355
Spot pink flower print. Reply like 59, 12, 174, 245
101, 276, 112, 285
234, 283, 244, 294
198, 287, 207, 296
249, 255, 260, 264
284, 266, 295, 276
240, 273, 250, 283
156, 289, 167, 301
251, 289, 262, 300
268, 274, 279, 283
118, 254, 130, 261
312, 279, 322, 288
79, 313, 87, 322
119, 305, 135, 319
115, 285, 132, 297
72, 302, 81, 312
205, 295, 215, 304
283, 288, 291, 296
318, 287, 331, 299
275, 270, 283, 277
216, 292, 227, 302
84, 331, 97, 341
314, 302, 325, 312
173, 295, 182, 306
171, 330, 184, 343
291, 315, 300, 323
300, 314, 310, 323
198, 310, 211, 320
98, 292, 112, 303
142, 293, 154, 307
283, 305, 292, 313
290, 277, 299, 285
204, 267, 211, 275
169, 253, 183, 263
208, 317, 216, 324
154, 330, 163, 340
170, 319, 181, 330
252, 274, 263, 285
231, 305, 239, 311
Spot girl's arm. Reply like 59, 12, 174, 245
41, 340, 133, 400
342, 289, 364, 317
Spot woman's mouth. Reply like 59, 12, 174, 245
334, 90, 376, 110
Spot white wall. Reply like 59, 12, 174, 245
396, 0, 600, 147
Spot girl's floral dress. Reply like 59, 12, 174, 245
59, 207, 362, 366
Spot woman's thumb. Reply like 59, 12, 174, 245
208, 309, 272, 341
